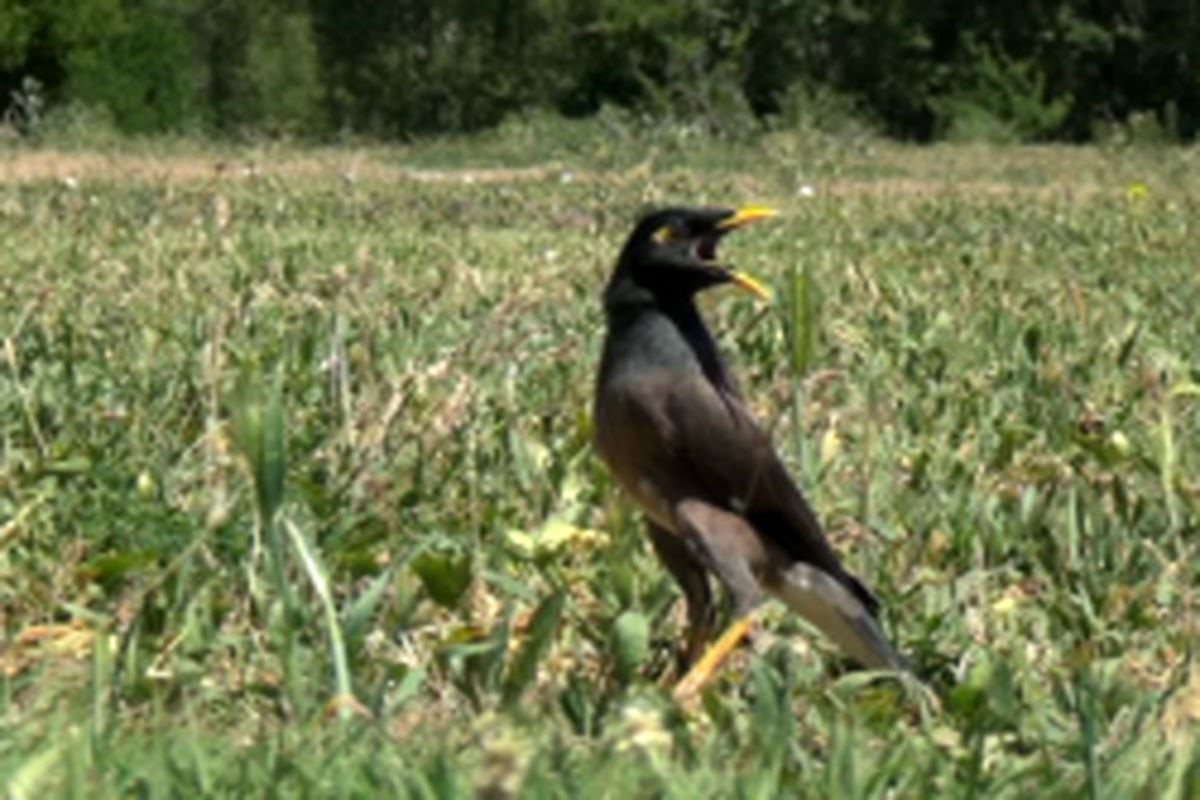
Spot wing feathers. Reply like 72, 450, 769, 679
770, 563, 906, 670
662, 376, 879, 613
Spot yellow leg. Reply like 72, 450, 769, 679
672, 616, 753, 701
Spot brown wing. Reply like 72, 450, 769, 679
654, 374, 881, 615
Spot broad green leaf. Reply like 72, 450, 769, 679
412, 550, 473, 610
611, 610, 650, 684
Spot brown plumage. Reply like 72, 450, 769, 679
593, 206, 905, 695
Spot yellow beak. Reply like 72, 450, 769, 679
728, 270, 773, 302
716, 205, 779, 231
718, 206, 778, 301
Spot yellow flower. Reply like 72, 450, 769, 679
1126, 182, 1149, 201
819, 428, 842, 467
991, 594, 1019, 616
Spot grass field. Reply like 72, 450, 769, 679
2, 120, 1198, 797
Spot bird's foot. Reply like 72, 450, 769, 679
672, 616, 754, 701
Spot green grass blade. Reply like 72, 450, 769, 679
787, 261, 816, 378
231, 369, 286, 525
502, 590, 565, 707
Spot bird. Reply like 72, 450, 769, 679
592, 206, 906, 698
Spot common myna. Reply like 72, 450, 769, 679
593, 206, 905, 697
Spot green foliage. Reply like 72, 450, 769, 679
231, 369, 286, 525
241, 10, 323, 134
501, 590, 564, 706
786, 262, 816, 378
1, 0, 1198, 141
611, 610, 651, 684
769, 80, 876, 139
197, 2, 325, 135
63, 3, 202, 135
932, 42, 1071, 143
0, 0, 37, 70
309, 0, 566, 137
411, 548, 473, 611
0, 136, 1197, 794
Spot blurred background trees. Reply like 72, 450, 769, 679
1, 0, 1196, 142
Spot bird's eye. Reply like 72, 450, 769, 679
652, 225, 680, 244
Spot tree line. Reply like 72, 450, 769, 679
2, 0, 1196, 142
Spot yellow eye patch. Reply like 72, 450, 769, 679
652, 226, 678, 244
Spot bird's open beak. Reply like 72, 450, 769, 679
717, 206, 778, 302
727, 270, 773, 302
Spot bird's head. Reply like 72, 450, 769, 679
611, 206, 777, 304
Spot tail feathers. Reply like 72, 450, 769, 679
769, 563, 907, 671
842, 572, 881, 617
